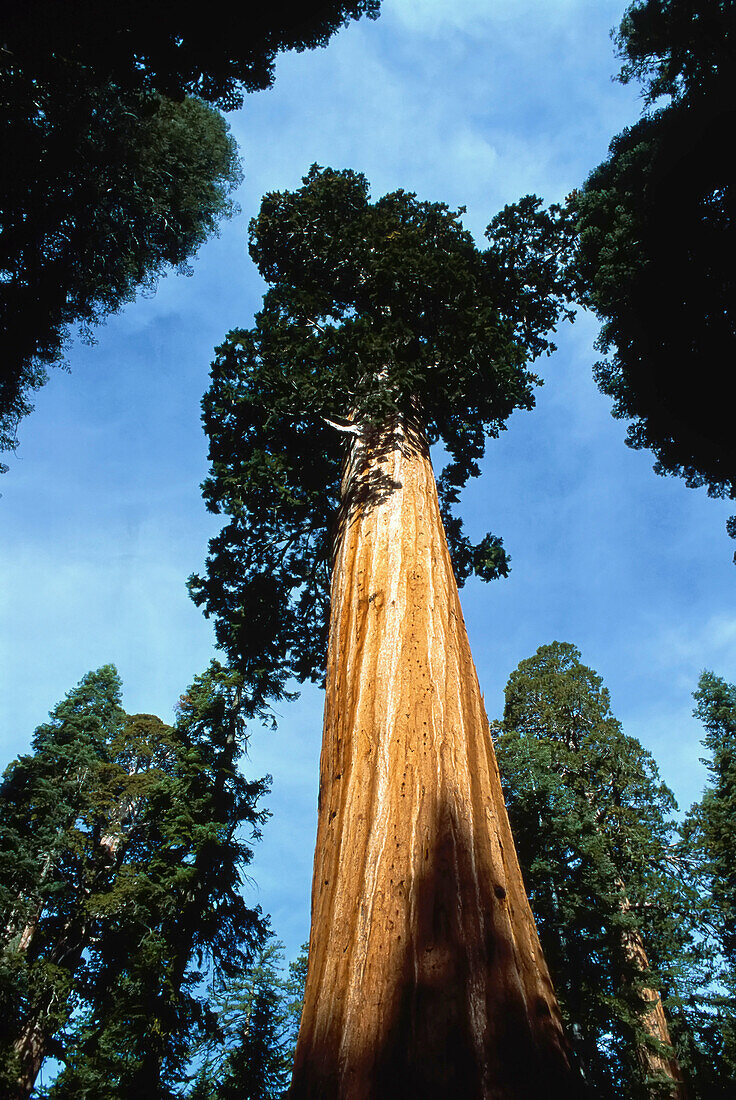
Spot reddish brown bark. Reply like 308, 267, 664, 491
620, 902, 686, 1099
290, 421, 578, 1098
14, 1011, 52, 1100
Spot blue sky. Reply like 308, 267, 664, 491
2, 0, 735, 965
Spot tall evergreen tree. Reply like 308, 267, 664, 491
495, 642, 686, 1099
281, 942, 309, 1078
0, 74, 242, 470
573, 0, 736, 555
0, 665, 128, 1098
0, 663, 268, 1099
192, 166, 581, 1096
691, 670, 736, 963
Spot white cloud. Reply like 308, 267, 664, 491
391, 0, 585, 36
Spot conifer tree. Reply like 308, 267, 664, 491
1, 1, 381, 468
0, 663, 268, 1099
192, 166, 580, 1096
495, 642, 687, 1098
0, 665, 127, 1098
672, 670, 736, 1096
190, 939, 308, 1100
281, 942, 309, 1078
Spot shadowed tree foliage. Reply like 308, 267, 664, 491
573, 0, 736, 555
691, 671, 736, 966
614, 0, 735, 104
1, 1, 381, 111
495, 642, 687, 1098
0, 74, 241, 470
189, 166, 576, 706
0, 663, 268, 1100
1, 1, 380, 470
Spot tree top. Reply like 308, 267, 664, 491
190, 168, 575, 700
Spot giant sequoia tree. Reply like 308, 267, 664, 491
574, 0, 736, 553
192, 166, 579, 1096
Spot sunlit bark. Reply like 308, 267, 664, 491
290, 419, 577, 1098
620, 899, 686, 1099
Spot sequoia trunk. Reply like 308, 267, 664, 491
290, 420, 577, 1098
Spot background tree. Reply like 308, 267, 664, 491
0, 663, 268, 1099
191, 939, 308, 1100
192, 166, 581, 1096
670, 669, 736, 1096
573, 0, 736, 555
0, 74, 241, 471
0, 1, 380, 469
495, 641, 687, 1098
0, 665, 128, 1097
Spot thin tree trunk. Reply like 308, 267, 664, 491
11, 825, 126, 1100
13, 926, 87, 1100
14, 1012, 48, 1100
290, 419, 578, 1099
620, 898, 687, 1099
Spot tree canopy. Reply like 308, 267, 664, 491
691, 670, 736, 966
191, 939, 308, 1100
650, 669, 736, 1099
189, 166, 575, 705
1, 1, 381, 111
573, 0, 736, 554
1, 1, 380, 470
615, 0, 735, 104
0, 73, 241, 470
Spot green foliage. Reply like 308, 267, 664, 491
669, 670, 736, 1096
0, 663, 269, 1099
0, 665, 127, 1094
2, 2, 381, 111
495, 641, 687, 1098
191, 939, 308, 1100
190, 167, 576, 701
573, 0, 736, 554
692, 671, 736, 962
0, 62, 241, 469
615, 0, 735, 104
2, 1, 381, 467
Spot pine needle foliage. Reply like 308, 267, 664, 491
671, 670, 736, 1096
0, 71, 241, 469
191, 939, 308, 1100
1, 0, 381, 467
